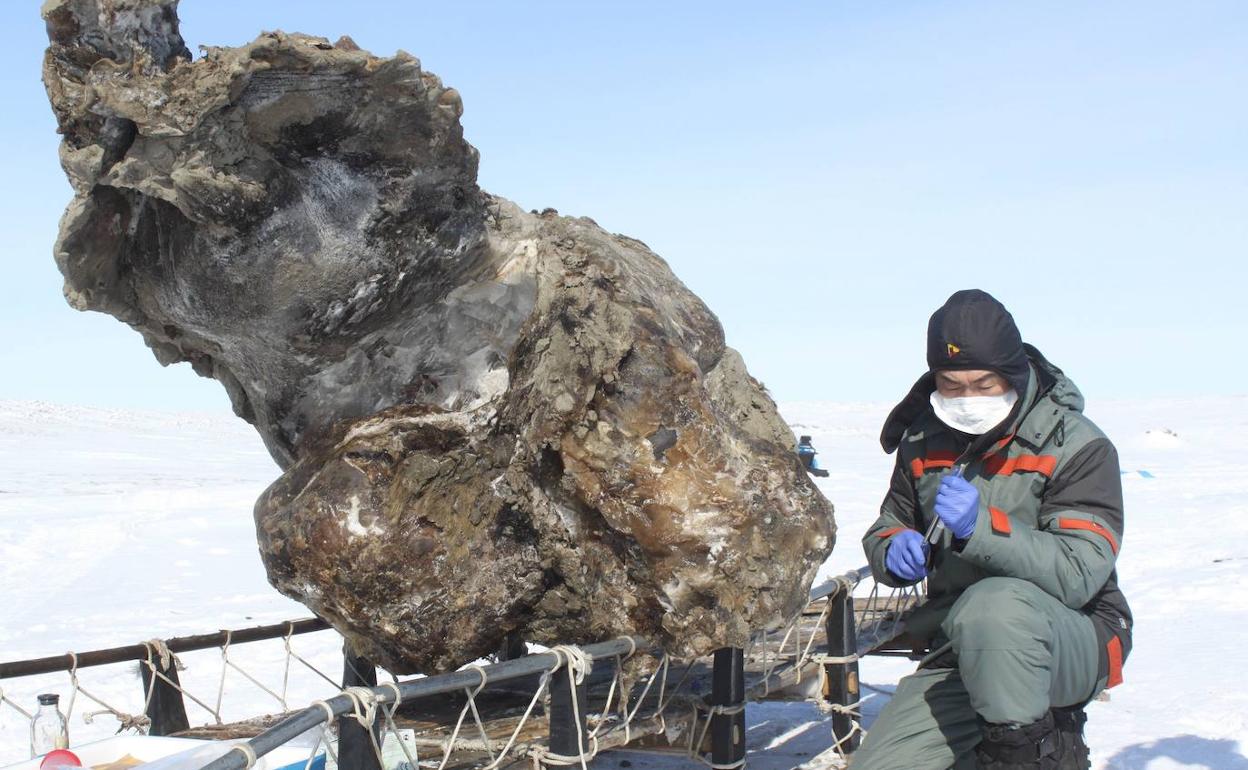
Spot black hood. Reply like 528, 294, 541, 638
881, 343, 1059, 453
927, 289, 1030, 396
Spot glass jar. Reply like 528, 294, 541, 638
30, 693, 69, 756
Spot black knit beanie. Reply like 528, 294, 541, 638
926, 289, 1030, 395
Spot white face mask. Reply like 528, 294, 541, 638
930, 389, 1018, 435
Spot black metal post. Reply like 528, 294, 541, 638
140, 654, 190, 736
823, 589, 860, 752
548, 660, 589, 759
338, 645, 382, 770
710, 647, 746, 768
498, 631, 526, 662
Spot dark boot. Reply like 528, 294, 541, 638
974, 711, 1060, 769
1050, 706, 1091, 770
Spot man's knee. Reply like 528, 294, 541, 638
943, 577, 1047, 650
851, 668, 976, 770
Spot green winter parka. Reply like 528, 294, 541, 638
862, 345, 1132, 692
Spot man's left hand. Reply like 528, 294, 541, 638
935, 475, 979, 539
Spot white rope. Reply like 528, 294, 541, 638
284, 628, 341, 690
4, 624, 354, 763
343, 686, 379, 725
64, 650, 152, 733
475, 655, 562, 770
543, 646, 594, 765
0, 684, 34, 720
541, 639, 640, 763
342, 686, 390, 764
23, 596, 895, 770
676, 706, 745, 770
528, 645, 597, 770
852, 575, 925, 651
307, 700, 340, 765
683, 677, 753, 769
302, 732, 333, 770
146, 639, 179, 672
828, 716, 865, 760
373, 645, 689, 770
819, 692, 875, 762
137, 644, 163, 719
802, 600, 835, 662
378, 681, 420, 770
622, 652, 676, 743
216, 631, 232, 719
550, 646, 593, 685
461, 665, 496, 760
227, 742, 258, 769
281, 626, 294, 708
219, 630, 289, 711
587, 647, 629, 743
823, 696, 869, 717
63, 651, 81, 724
767, 623, 800, 693
284, 585, 893, 770
137, 642, 223, 725
434, 664, 492, 770
655, 659, 695, 717
672, 588, 877, 769
311, 699, 336, 724
616, 636, 637, 659
857, 581, 881, 645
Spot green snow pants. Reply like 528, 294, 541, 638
849, 577, 1102, 770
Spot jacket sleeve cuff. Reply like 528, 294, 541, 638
951, 500, 997, 563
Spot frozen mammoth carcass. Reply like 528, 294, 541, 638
42, 0, 835, 672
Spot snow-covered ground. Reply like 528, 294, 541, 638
1, 396, 1246, 768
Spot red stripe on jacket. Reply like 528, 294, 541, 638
1056, 517, 1120, 554
909, 451, 1057, 479
989, 507, 1012, 535
1106, 636, 1124, 688
910, 451, 959, 478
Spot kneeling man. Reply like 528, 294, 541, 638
854, 289, 1131, 770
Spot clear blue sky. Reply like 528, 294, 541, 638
1, 1, 1244, 411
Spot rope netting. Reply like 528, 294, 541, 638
2, 570, 924, 768
328, 572, 924, 770
0, 622, 344, 758
219, 638, 688, 770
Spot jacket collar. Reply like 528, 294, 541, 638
1010, 344, 1082, 452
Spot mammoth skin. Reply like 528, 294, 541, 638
42, 0, 835, 673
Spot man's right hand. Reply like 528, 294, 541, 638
885, 529, 930, 582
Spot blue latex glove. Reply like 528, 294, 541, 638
935, 475, 980, 539
885, 529, 930, 582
